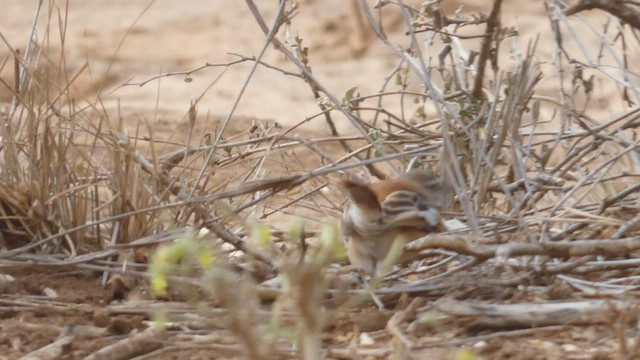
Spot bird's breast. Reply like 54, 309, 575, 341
343, 204, 388, 239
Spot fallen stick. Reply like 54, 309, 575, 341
20, 335, 74, 360
434, 298, 636, 331
83, 326, 165, 360
405, 234, 640, 260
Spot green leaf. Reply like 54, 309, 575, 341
345, 86, 358, 102
456, 349, 478, 360
251, 223, 272, 247
368, 128, 380, 141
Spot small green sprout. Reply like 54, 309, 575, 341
319, 224, 345, 261
149, 231, 216, 296
250, 222, 272, 247
456, 349, 478, 360
152, 311, 169, 330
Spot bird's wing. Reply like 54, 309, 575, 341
380, 190, 441, 231
339, 176, 381, 211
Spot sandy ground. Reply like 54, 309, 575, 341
1, 0, 638, 358
1, 0, 633, 135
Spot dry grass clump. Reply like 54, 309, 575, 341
1, 0, 640, 359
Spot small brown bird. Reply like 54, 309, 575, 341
340, 170, 448, 274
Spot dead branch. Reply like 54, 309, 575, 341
471, 0, 504, 99
565, 0, 640, 31
405, 234, 640, 260
83, 327, 165, 360
20, 335, 74, 360
123, 53, 302, 87
413, 325, 568, 349
386, 298, 426, 352
434, 298, 634, 331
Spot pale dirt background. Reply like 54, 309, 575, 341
1, 0, 633, 138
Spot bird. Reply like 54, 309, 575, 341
339, 170, 448, 275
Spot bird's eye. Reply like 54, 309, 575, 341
417, 201, 430, 212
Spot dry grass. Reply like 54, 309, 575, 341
1, 0, 640, 359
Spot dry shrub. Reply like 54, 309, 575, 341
1, 0, 640, 359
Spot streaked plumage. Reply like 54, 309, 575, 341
340, 170, 447, 274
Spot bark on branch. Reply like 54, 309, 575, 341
564, 0, 640, 31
